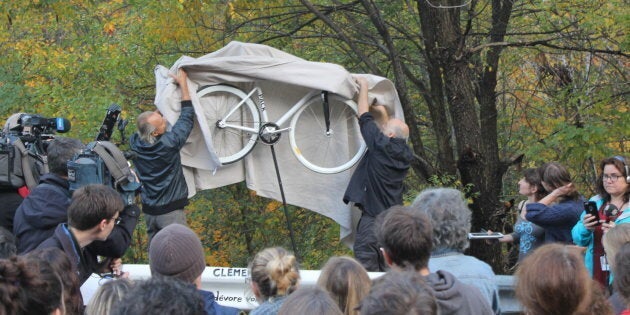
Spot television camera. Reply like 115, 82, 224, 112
67, 104, 140, 205
0, 113, 71, 190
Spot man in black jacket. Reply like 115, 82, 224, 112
13, 137, 138, 255
343, 77, 413, 272
38, 184, 124, 285
129, 69, 194, 244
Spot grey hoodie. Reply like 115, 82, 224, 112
425, 270, 494, 315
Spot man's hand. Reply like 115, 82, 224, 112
169, 68, 191, 101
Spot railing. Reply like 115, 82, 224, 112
81, 264, 522, 313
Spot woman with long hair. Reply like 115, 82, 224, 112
573, 156, 630, 286
316, 256, 371, 315
525, 162, 583, 244
516, 244, 612, 315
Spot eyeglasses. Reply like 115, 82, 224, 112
112, 216, 122, 225
603, 174, 623, 181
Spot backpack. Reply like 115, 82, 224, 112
0, 135, 48, 190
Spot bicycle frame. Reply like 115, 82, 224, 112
217, 85, 320, 136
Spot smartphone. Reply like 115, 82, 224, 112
584, 201, 600, 225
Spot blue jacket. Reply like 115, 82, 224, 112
525, 197, 583, 244
129, 102, 194, 215
198, 290, 241, 315
572, 195, 630, 276
13, 173, 70, 253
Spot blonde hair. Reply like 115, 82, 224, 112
603, 224, 630, 269
85, 278, 134, 315
249, 247, 300, 300
317, 256, 371, 315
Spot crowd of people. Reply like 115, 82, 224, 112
0, 69, 629, 314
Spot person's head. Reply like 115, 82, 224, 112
27, 247, 83, 315
85, 278, 134, 315
249, 247, 300, 301
613, 243, 630, 307
111, 276, 205, 315
278, 286, 343, 315
519, 168, 547, 201
359, 270, 437, 315
376, 205, 433, 271
602, 223, 630, 269
382, 118, 409, 140
0, 255, 64, 315
595, 156, 630, 203
137, 111, 167, 144
316, 256, 371, 315
516, 244, 605, 315
149, 224, 206, 285
410, 187, 470, 252
47, 137, 84, 176
68, 184, 123, 240
539, 162, 579, 199
0, 226, 16, 259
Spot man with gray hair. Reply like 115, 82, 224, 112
343, 76, 413, 271
130, 68, 195, 244
411, 187, 500, 314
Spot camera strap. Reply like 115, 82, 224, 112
13, 138, 43, 190
90, 141, 133, 188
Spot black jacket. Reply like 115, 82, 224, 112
13, 173, 139, 255
37, 223, 103, 285
129, 101, 195, 215
343, 113, 413, 217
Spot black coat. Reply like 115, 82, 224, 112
38, 223, 103, 285
129, 102, 195, 215
343, 113, 413, 217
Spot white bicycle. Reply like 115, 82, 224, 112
197, 83, 366, 174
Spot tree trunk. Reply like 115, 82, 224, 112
417, 0, 512, 271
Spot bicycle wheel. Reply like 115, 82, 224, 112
289, 93, 366, 174
197, 85, 260, 164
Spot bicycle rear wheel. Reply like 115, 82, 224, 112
197, 85, 260, 164
289, 93, 366, 174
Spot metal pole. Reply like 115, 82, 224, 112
269, 145, 300, 260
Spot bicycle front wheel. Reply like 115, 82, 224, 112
197, 85, 260, 164
289, 93, 366, 174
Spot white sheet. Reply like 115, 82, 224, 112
154, 41, 403, 246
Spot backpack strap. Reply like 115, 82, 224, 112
90, 141, 133, 188
13, 138, 39, 190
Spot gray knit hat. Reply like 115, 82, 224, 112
149, 224, 206, 284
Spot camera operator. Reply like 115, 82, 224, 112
12, 137, 139, 257
0, 113, 29, 232
130, 68, 194, 245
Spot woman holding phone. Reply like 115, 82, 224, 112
572, 156, 630, 286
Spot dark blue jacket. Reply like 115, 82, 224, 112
37, 223, 102, 285
129, 101, 195, 215
526, 197, 583, 244
13, 173, 139, 255
13, 173, 72, 253
343, 113, 413, 217
198, 290, 241, 315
